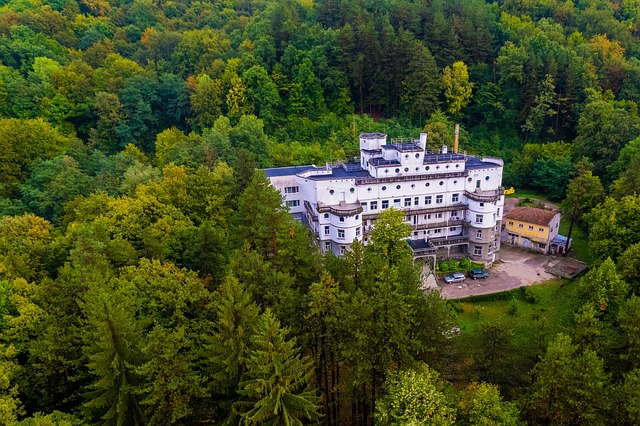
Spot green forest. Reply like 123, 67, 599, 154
1, 0, 640, 424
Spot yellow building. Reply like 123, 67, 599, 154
503, 206, 560, 254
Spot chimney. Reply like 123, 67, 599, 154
454, 124, 460, 154
419, 132, 427, 148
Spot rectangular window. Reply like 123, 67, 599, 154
325, 241, 331, 251
475, 214, 483, 223
286, 200, 300, 207
426, 214, 431, 219
497, 208, 501, 216
508, 221, 513, 225
474, 246, 482, 255
356, 227, 361, 236
393, 199, 401, 208
370, 201, 378, 210
324, 226, 330, 235
434, 228, 441, 234
436, 195, 443, 204
361, 202, 368, 212
452, 193, 459, 203
539, 227, 544, 232
339, 216, 345, 222
436, 213, 442, 218
284, 186, 299, 194
414, 197, 419, 206
382, 200, 389, 209
476, 229, 482, 238
425, 196, 432, 205
340, 246, 346, 255
404, 198, 412, 207
451, 211, 459, 219
479, 202, 484, 207
338, 229, 345, 239
449, 227, 457, 231
518, 223, 523, 228
528, 225, 534, 230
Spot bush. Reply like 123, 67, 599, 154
521, 286, 539, 304
507, 298, 518, 315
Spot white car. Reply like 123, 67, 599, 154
444, 272, 466, 284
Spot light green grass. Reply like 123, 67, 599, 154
453, 278, 579, 340
559, 218, 591, 264
504, 189, 553, 203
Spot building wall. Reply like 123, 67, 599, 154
504, 213, 560, 254
267, 135, 505, 263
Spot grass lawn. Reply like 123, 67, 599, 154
452, 277, 580, 340
504, 189, 553, 204
559, 218, 591, 264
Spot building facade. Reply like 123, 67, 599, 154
265, 133, 505, 265
502, 206, 561, 254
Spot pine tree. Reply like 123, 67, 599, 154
83, 284, 144, 426
234, 309, 321, 426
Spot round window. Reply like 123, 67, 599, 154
426, 166, 430, 171
404, 167, 409, 172
415, 153, 420, 158
436, 165, 440, 169
329, 189, 335, 195
396, 185, 401, 189
453, 180, 458, 184
385, 169, 389, 173
415, 167, 419, 171
425, 182, 430, 187
350, 188, 355, 193
468, 178, 472, 182
405, 154, 409, 158
455, 164, 460, 168
395, 168, 400, 173
382, 186, 387, 191
439, 181, 444, 186
411, 184, 415, 188
485, 176, 490, 181
446, 165, 450, 169
367, 187, 372, 192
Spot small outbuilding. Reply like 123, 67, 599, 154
502, 206, 561, 254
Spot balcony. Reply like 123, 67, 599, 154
412, 219, 466, 230
304, 200, 318, 222
429, 235, 469, 246
362, 203, 468, 220
356, 170, 468, 185
316, 201, 363, 217
465, 187, 504, 203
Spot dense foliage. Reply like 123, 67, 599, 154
1, 0, 640, 424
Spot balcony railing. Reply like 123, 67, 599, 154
356, 170, 468, 185
429, 236, 469, 246
304, 200, 318, 222
465, 187, 504, 203
362, 203, 468, 220
316, 202, 363, 216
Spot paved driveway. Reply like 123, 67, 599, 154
438, 245, 556, 299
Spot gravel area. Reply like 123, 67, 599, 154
438, 245, 557, 299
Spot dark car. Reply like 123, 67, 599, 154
470, 269, 488, 279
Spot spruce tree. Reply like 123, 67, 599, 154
234, 309, 321, 426
83, 283, 144, 426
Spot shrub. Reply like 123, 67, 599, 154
507, 298, 518, 315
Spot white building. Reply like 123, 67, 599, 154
265, 132, 505, 265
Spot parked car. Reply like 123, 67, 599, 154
444, 272, 466, 283
470, 269, 488, 279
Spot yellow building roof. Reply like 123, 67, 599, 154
505, 206, 556, 227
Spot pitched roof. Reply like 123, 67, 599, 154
505, 206, 557, 227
